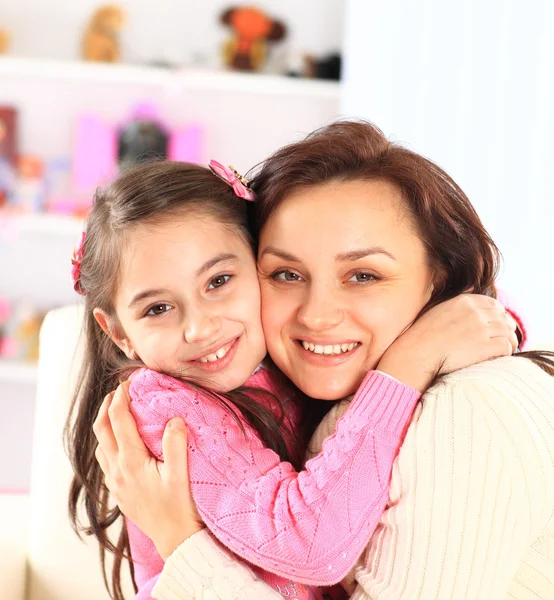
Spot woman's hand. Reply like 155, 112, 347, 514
377, 294, 518, 393
93, 382, 205, 560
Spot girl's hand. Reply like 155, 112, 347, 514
93, 382, 205, 560
377, 294, 518, 393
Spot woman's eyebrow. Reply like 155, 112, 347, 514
259, 246, 300, 262
335, 247, 397, 262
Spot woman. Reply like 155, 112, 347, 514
95, 121, 554, 599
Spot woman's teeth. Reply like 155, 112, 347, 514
300, 341, 359, 355
198, 343, 232, 363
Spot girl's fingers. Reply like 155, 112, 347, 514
162, 418, 189, 485
93, 392, 118, 461
108, 381, 150, 469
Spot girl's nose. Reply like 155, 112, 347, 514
183, 309, 221, 344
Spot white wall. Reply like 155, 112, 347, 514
2, 0, 345, 68
342, 0, 554, 345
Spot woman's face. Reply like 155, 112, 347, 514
257, 179, 435, 400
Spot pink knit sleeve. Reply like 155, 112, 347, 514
129, 369, 419, 586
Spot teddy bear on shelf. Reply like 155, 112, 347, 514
220, 6, 286, 71
82, 4, 126, 63
0, 28, 10, 55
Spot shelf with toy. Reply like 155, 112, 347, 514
0, 57, 340, 99
0, 359, 38, 385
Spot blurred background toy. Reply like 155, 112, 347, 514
82, 4, 126, 63
287, 52, 342, 81
0, 28, 10, 55
72, 103, 203, 194
220, 6, 286, 71
0, 299, 45, 363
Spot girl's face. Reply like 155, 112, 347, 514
257, 179, 435, 400
96, 212, 266, 392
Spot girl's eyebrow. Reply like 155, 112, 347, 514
196, 253, 238, 276
129, 288, 170, 309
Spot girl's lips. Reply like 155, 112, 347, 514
190, 336, 241, 373
294, 339, 361, 366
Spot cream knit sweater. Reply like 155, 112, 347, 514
153, 356, 554, 600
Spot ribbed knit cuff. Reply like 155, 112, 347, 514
347, 370, 420, 433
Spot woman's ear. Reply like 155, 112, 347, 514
93, 308, 135, 359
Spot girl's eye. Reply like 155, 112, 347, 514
207, 274, 232, 290
272, 270, 304, 282
348, 272, 378, 283
146, 303, 173, 316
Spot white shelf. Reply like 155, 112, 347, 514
0, 57, 341, 99
0, 213, 84, 237
0, 360, 38, 384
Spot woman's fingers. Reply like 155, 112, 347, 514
95, 445, 115, 492
108, 381, 150, 470
93, 392, 118, 461
161, 418, 189, 485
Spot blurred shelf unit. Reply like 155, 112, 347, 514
0, 213, 84, 237
0, 359, 38, 385
0, 57, 340, 99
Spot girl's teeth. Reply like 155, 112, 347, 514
198, 343, 231, 363
301, 341, 359, 355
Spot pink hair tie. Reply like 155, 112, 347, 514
209, 159, 256, 201
71, 231, 86, 296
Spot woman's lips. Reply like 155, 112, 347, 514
294, 339, 361, 366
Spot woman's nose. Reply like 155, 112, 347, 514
183, 308, 221, 343
296, 288, 344, 332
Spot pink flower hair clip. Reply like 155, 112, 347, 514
71, 231, 86, 296
209, 159, 256, 201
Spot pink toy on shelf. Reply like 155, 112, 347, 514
72, 103, 204, 194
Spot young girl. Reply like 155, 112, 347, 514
66, 160, 517, 600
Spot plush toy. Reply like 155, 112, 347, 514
220, 6, 286, 71
0, 29, 10, 55
82, 4, 126, 63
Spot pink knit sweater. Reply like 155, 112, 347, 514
127, 366, 419, 599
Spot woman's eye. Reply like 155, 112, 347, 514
272, 270, 304, 282
146, 303, 173, 316
207, 274, 232, 290
348, 272, 377, 283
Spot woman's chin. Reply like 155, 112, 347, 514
297, 377, 359, 402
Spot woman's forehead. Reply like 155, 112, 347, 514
262, 180, 412, 239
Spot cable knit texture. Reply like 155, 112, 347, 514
153, 357, 554, 600
127, 366, 419, 598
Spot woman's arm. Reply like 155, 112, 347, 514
346, 357, 554, 599
152, 530, 284, 600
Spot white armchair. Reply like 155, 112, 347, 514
13, 305, 133, 600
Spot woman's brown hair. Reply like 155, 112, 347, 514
249, 120, 553, 377
64, 161, 301, 600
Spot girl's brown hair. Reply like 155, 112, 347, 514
249, 120, 553, 378
64, 161, 301, 600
